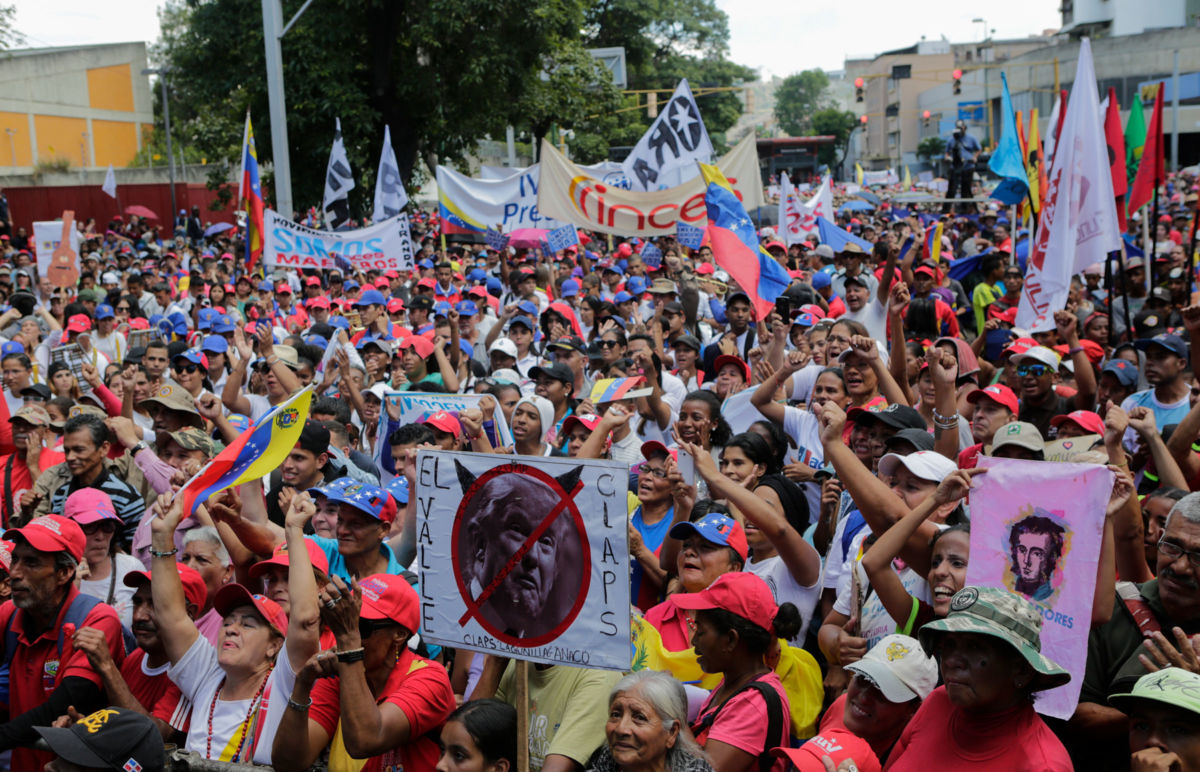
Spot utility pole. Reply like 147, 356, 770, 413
261, 0, 315, 221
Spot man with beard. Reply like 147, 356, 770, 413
67, 563, 207, 739
1069, 491, 1200, 764
1008, 513, 1066, 602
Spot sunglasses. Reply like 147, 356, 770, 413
174, 363, 202, 374
116, 306, 130, 312
358, 618, 398, 639
1015, 363, 1052, 378
598, 339, 621, 349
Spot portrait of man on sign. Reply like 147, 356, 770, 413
1006, 510, 1067, 602
456, 463, 585, 641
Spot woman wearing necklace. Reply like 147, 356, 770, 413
150, 488, 321, 764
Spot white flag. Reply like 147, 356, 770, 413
1043, 92, 1062, 176
372, 125, 408, 223
622, 78, 713, 192
101, 164, 117, 199
780, 173, 832, 245
323, 118, 355, 230
1016, 38, 1121, 332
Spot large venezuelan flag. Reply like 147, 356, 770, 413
698, 163, 791, 320
179, 387, 313, 518
239, 114, 265, 272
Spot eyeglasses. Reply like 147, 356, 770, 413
1157, 538, 1200, 568
637, 463, 668, 479
358, 618, 398, 639
1015, 363, 1052, 378
174, 363, 202, 374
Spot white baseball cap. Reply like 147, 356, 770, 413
845, 634, 939, 702
488, 338, 518, 358
877, 450, 957, 483
1011, 345, 1061, 370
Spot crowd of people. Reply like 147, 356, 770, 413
0, 179, 1199, 772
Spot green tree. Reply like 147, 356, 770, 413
0, 5, 24, 51
774, 69, 830, 136
917, 136, 946, 161
515, 40, 623, 157
809, 108, 856, 167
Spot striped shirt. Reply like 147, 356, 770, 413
50, 469, 145, 548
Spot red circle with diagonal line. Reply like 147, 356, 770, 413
450, 462, 591, 647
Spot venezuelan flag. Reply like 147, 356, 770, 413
589, 376, 647, 404
178, 387, 313, 518
698, 163, 791, 320
239, 113, 265, 272
923, 221, 943, 263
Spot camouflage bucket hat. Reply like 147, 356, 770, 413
918, 586, 1070, 692
1110, 667, 1200, 718
157, 427, 215, 458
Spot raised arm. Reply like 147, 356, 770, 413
149, 493, 200, 664
221, 328, 254, 416
927, 346, 961, 461
1057, 311, 1096, 411
1103, 404, 1154, 584
283, 492, 321, 671
850, 334, 907, 407
1128, 406, 1189, 491
750, 351, 807, 424
886, 282, 915, 406
875, 240, 899, 307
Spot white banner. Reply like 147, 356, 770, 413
262, 210, 414, 272
862, 169, 898, 187
33, 220, 81, 278
437, 165, 565, 233
381, 391, 513, 450
373, 125, 409, 222
480, 161, 630, 189
780, 173, 831, 245
323, 117, 355, 230
538, 134, 763, 237
622, 78, 713, 191
1017, 38, 1121, 332
415, 450, 631, 669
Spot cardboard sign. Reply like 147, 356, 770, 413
1043, 434, 1103, 463
33, 220, 82, 278
968, 457, 1114, 719
415, 450, 631, 669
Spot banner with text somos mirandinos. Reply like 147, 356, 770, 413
537, 134, 764, 237
263, 209, 415, 272
415, 449, 630, 670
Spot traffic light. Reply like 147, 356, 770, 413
855, 77, 864, 103
860, 114, 868, 125
923, 109, 931, 129
952, 69, 962, 95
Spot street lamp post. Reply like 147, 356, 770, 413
142, 67, 176, 231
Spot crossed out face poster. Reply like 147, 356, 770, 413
414, 449, 631, 670
967, 456, 1114, 719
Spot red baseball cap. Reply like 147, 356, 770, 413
387, 298, 406, 314
400, 336, 435, 360
416, 277, 436, 290
275, 283, 292, 294
1050, 409, 1105, 436
561, 413, 602, 435
248, 536, 331, 580
129, 318, 150, 330
424, 410, 461, 438
307, 296, 331, 310
66, 314, 92, 333
640, 440, 677, 462
213, 584, 288, 637
670, 571, 778, 633
374, 277, 391, 289
798, 303, 826, 320
714, 354, 750, 383
1002, 337, 1039, 358
384, 270, 400, 280
696, 263, 715, 275
124, 563, 208, 612
64, 489, 120, 526
357, 573, 420, 632
4, 515, 86, 562
304, 276, 321, 287
966, 384, 1019, 414
772, 730, 882, 772
988, 305, 1018, 324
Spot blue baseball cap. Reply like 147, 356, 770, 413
560, 279, 580, 297
626, 276, 647, 295
791, 313, 818, 328
455, 300, 479, 317
304, 334, 329, 349
434, 301, 453, 317
1134, 333, 1188, 359
173, 349, 208, 367
212, 315, 236, 334
257, 280, 273, 292
328, 316, 350, 331
226, 413, 250, 434
459, 339, 474, 358
509, 315, 535, 331
197, 307, 217, 330
387, 475, 410, 505
1100, 358, 1139, 387
321, 480, 389, 520
94, 303, 114, 320
1, 341, 24, 356
201, 336, 228, 354
167, 311, 189, 336
355, 289, 386, 307
467, 268, 488, 283
419, 258, 435, 270
614, 291, 634, 304
811, 271, 831, 290
344, 279, 360, 292
517, 300, 539, 317
668, 512, 748, 561
485, 277, 503, 294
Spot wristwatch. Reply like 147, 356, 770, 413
130, 441, 148, 455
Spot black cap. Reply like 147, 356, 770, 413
844, 274, 871, 289
664, 301, 684, 315
530, 362, 574, 384
35, 707, 165, 772
547, 336, 586, 354
297, 420, 331, 456
884, 427, 936, 452
408, 295, 434, 311
20, 384, 52, 402
849, 403, 926, 431
672, 334, 702, 352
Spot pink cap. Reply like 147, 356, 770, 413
424, 410, 461, 438
374, 277, 391, 289
358, 573, 420, 632
64, 488, 120, 526
400, 336, 435, 360
307, 296, 331, 310
1050, 410, 1105, 436
66, 314, 92, 333
387, 298, 406, 313
416, 277, 436, 289
561, 413, 602, 435
275, 283, 292, 294
4, 515, 86, 562
304, 276, 321, 287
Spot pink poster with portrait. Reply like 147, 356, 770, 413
966, 457, 1114, 719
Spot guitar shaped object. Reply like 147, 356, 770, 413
47, 210, 79, 288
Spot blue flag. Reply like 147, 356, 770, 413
485, 228, 509, 251
676, 222, 705, 249
546, 224, 579, 253
988, 72, 1030, 205
816, 217, 873, 253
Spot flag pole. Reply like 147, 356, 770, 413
1104, 249, 1115, 348
1119, 242, 1133, 340
1151, 186, 1161, 289
1190, 191, 1200, 300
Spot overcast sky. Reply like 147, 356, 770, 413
15, 0, 1062, 78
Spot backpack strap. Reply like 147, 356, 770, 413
690, 677, 785, 772
1116, 581, 1162, 639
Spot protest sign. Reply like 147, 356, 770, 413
538, 134, 764, 237
675, 222, 705, 249
415, 450, 631, 669
621, 78, 713, 191
263, 210, 415, 272
968, 457, 1114, 719
33, 220, 82, 277
1043, 435, 1103, 463
720, 385, 765, 435
437, 165, 565, 233
373, 392, 515, 479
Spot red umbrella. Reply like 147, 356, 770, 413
124, 205, 159, 220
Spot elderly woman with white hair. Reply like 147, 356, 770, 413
590, 671, 713, 772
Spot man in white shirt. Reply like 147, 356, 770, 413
90, 304, 127, 365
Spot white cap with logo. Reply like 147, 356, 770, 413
845, 634, 939, 703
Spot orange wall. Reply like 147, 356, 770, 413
91, 119, 138, 166
86, 64, 135, 112
34, 115, 88, 165
0, 112, 31, 166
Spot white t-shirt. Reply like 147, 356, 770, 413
78, 552, 143, 628
841, 297, 888, 341
169, 634, 297, 764
245, 393, 273, 423
91, 331, 127, 366
787, 363, 824, 403
746, 553, 820, 644
609, 428, 643, 467
782, 405, 825, 519
833, 529, 932, 649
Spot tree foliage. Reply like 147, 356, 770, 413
0, 5, 23, 51
774, 69, 829, 136
917, 136, 946, 161
809, 108, 856, 167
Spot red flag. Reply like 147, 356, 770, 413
1104, 87, 1128, 230
1128, 83, 1165, 214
